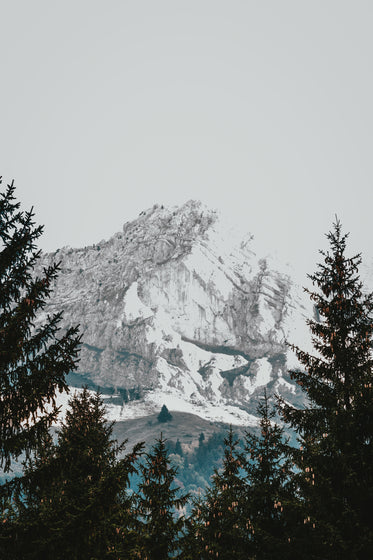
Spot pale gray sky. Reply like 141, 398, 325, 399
1, 1, 372, 278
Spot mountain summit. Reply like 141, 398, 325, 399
39, 200, 309, 425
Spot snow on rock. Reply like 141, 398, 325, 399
37, 200, 312, 424
243, 358, 272, 395
121, 282, 153, 323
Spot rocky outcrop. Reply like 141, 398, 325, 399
38, 200, 311, 424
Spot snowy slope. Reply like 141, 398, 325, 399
37, 200, 315, 425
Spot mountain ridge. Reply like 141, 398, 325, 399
37, 200, 314, 425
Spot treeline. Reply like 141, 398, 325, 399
1, 180, 373, 559
0, 386, 293, 559
161, 428, 229, 498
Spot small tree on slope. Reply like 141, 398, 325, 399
278, 220, 373, 559
157, 404, 173, 423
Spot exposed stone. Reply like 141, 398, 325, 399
36, 200, 312, 422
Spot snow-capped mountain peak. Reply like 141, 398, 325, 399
39, 200, 312, 425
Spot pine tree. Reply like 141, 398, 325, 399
187, 427, 249, 560
0, 179, 81, 473
175, 439, 183, 456
14, 388, 143, 559
279, 220, 373, 559
157, 404, 173, 423
243, 391, 296, 559
137, 434, 188, 559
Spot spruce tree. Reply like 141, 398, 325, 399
175, 439, 183, 456
279, 220, 373, 559
0, 179, 81, 473
13, 388, 143, 559
157, 404, 173, 423
187, 427, 249, 560
243, 391, 296, 559
136, 434, 188, 559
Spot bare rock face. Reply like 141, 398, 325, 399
38, 201, 310, 424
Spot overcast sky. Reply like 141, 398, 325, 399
1, 1, 372, 279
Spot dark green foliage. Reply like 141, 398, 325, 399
161, 430, 228, 511
129, 385, 143, 401
194, 430, 225, 476
3, 187, 372, 559
118, 387, 129, 403
0, 179, 81, 473
0, 179, 81, 557
279, 220, 373, 559
175, 439, 183, 456
12, 388, 143, 559
158, 404, 173, 423
186, 427, 249, 560
136, 434, 189, 559
243, 391, 296, 559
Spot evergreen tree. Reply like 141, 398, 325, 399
186, 427, 249, 560
243, 391, 296, 559
279, 220, 373, 559
0, 179, 81, 473
175, 439, 183, 456
157, 404, 173, 423
13, 388, 143, 559
137, 434, 188, 559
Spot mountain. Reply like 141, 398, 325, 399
38, 200, 314, 427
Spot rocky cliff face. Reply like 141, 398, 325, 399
38, 201, 311, 425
